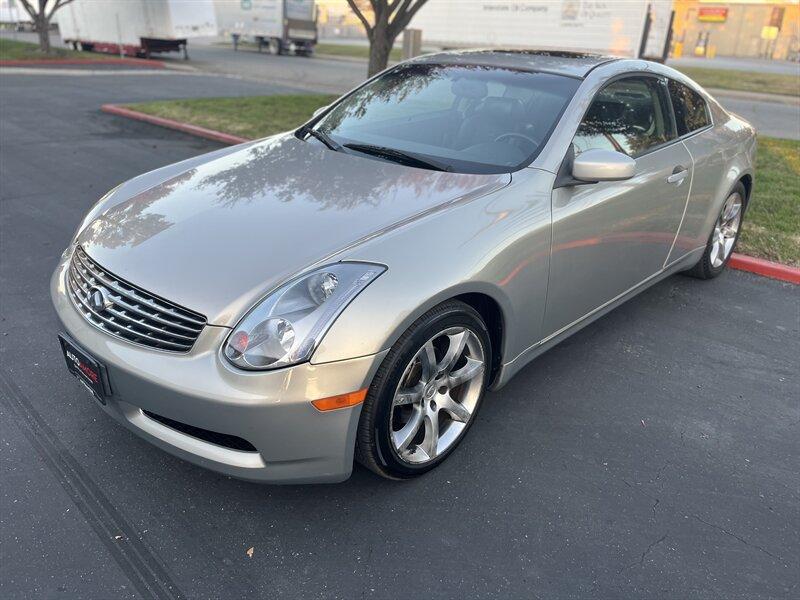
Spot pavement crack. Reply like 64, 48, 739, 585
654, 460, 671, 482
692, 515, 777, 559
617, 533, 667, 574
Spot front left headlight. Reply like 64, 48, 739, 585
223, 262, 385, 370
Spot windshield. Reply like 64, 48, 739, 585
310, 63, 581, 174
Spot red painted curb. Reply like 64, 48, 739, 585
99, 104, 800, 285
101, 104, 250, 145
0, 57, 164, 68
729, 253, 800, 284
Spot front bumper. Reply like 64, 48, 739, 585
51, 253, 386, 484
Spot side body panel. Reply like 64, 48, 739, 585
667, 114, 757, 264
543, 142, 693, 336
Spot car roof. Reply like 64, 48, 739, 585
410, 49, 621, 79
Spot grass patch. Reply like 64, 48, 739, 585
738, 137, 800, 266
0, 37, 113, 61
675, 66, 799, 98
125, 94, 338, 140
123, 94, 799, 265
315, 43, 402, 62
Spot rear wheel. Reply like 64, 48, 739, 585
685, 182, 746, 279
268, 38, 283, 55
356, 301, 491, 479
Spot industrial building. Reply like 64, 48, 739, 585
672, 0, 799, 60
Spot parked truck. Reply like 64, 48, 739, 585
214, 0, 317, 56
57, 0, 217, 59
1, 0, 32, 30
409, 1, 674, 61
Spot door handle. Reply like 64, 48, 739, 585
667, 166, 689, 184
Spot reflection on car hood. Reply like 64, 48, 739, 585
79, 134, 510, 326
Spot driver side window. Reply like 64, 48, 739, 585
573, 76, 675, 158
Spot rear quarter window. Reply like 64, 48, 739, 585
668, 79, 711, 136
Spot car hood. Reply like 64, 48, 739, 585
79, 134, 509, 326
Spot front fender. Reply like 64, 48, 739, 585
311, 168, 556, 371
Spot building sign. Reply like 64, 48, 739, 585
761, 26, 779, 40
698, 7, 728, 22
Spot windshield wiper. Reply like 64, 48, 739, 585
298, 125, 342, 152
343, 143, 451, 172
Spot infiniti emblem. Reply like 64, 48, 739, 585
88, 286, 112, 313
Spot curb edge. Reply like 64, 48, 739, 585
0, 57, 165, 68
729, 253, 800, 284
100, 104, 250, 145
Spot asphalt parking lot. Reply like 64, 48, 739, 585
1, 71, 798, 599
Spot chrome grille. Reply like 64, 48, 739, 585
67, 246, 206, 352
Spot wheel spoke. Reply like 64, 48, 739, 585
448, 357, 484, 388
439, 394, 471, 423
710, 242, 720, 267
419, 341, 437, 382
439, 330, 467, 374
723, 235, 735, 259
421, 411, 439, 458
709, 227, 722, 267
392, 407, 424, 452
394, 383, 423, 406
724, 201, 741, 225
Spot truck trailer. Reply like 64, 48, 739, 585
214, 0, 317, 56
57, 0, 217, 59
409, 0, 674, 60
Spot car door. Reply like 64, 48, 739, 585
663, 78, 725, 264
542, 75, 693, 337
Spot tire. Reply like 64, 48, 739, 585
356, 300, 491, 479
685, 182, 747, 280
268, 38, 284, 55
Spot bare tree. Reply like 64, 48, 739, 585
345, 0, 429, 77
17, 0, 76, 53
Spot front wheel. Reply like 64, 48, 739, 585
685, 182, 746, 279
356, 300, 491, 479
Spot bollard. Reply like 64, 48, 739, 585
402, 28, 422, 60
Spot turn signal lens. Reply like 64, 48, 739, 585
311, 389, 368, 412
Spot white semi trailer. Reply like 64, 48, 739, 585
214, 0, 317, 56
410, 0, 674, 61
57, 0, 217, 59
1, 0, 32, 29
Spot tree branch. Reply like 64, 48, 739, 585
345, 0, 374, 37
390, 0, 428, 37
47, 0, 76, 21
390, 0, 412, 21
16, 0, 38, 21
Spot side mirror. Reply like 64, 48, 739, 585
572, 149, 636, 182
312, 104, 330, 118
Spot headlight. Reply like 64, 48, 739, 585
223, 263, 385, 370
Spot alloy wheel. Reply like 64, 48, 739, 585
710, 192, 743, 268
389, 327, 485, 464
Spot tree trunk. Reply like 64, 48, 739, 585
36, 16, 50, 53
367, 36, 392, 78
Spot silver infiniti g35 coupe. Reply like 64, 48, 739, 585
52, 50, 757, 483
